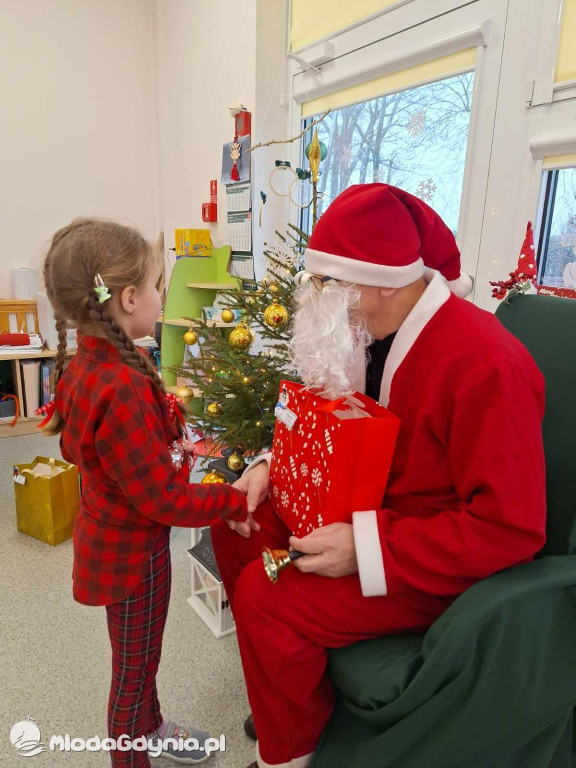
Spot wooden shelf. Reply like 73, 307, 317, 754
164, 318, 239, 329
161, 247, 238, 393
0, 417, 46, 438
0, 348, 76, 361
186, 282, 238, 290
0, 348, 76, 438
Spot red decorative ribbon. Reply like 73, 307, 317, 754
316, 397, 349, 414
35, 401, 56, 428
1, 394, 20, 427
166, 392, 186, 428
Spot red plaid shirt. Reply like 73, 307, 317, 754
56, 335, 247, 606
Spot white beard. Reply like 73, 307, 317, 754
289, 281, 373, 400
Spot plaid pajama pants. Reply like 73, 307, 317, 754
105, 528, 171, 767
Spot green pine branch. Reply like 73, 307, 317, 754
166, 227, 307, 456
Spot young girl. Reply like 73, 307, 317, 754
42, 218, 247, 767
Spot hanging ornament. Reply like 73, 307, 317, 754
183, 328, 198, 346
289, 170, 314, 210
175, 385, 195, 403
269, 282, 280, 295
259, 191, 267, 227
269, 161, 297, 197
230, 136, 241, 182
263, 300, 289, 328
206, 402, 223, 417
305, 137, 328, 163
201, 470, 226, 485
227, 452, 246, 472
255, 420, 263, 428
221, 308, 235, 324
260, 275, 273, 288
229, 322, 254, 349
306, 130, 326, 231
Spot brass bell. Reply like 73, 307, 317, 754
262, 547, 304, 583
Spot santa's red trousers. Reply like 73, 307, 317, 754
211, 501, 452, 766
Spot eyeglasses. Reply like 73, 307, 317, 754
310, 274, 336, 292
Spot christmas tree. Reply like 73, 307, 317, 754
170, 225, 308, 459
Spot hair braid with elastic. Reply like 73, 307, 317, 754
86, 294, 187, 425
54, 313, 68, 384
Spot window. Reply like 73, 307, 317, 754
537, 167, 576, 288
300, 71, 475, 236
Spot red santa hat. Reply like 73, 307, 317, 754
305, 183, 473, 297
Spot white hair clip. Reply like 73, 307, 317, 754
94, 274, 112, 304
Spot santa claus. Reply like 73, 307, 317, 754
211, 183, 546, 768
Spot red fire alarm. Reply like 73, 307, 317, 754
235, 110, 251, 138
202, 180, 218, 223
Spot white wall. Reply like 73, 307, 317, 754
0, 0, 160, 296
155, 0, 258, 279
253, 0, 292, 279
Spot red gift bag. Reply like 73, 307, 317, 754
269, 381, 400, 535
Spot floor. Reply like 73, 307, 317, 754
0, 433, 254, 768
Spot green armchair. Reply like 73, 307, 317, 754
312, 294, 576, 768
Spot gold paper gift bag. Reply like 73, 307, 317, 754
14, 457, 80, 546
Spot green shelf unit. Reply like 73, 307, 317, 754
161, 246, 239, 400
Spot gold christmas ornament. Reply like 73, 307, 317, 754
269, 282, 280, 295
175, 386, 194, 403
221, 308, 235, 324
201, 470, 226, 485
263, 300, 289, 329
227, 452, 246, 471
229, 322, 254, 350
255, 420, 263, 427
260, 275, 273, 288
206, 402, 223, 417
183, 329, 198, 346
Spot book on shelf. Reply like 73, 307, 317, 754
40, 359, 55, 406
20, 360, 40, 418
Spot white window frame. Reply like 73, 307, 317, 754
530, 0, 576, 106
470, 0, 576, 309
286, 0, 509, 307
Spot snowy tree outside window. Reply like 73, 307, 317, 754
300, 71, 475, 237
537, 168, 576, 289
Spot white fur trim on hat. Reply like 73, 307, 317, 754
305, 248, 424, 288
446, 273, 474, 298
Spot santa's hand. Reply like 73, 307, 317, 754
227, 462, 269, 536
289, 523, 358, 578
227, 511, 260, 538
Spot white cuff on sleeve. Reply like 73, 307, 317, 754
352, 510, 388, 597
245, 452, 272, 474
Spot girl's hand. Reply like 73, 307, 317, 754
182, 437, 197, 454
227, 462, 270, 537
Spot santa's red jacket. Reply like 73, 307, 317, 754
255, 271, 547, 598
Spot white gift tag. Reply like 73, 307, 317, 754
14, 474, 26, 485
275, 405, 298, 430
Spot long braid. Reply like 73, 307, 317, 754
54, 313, 68, 384
86, 294, 187, 425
